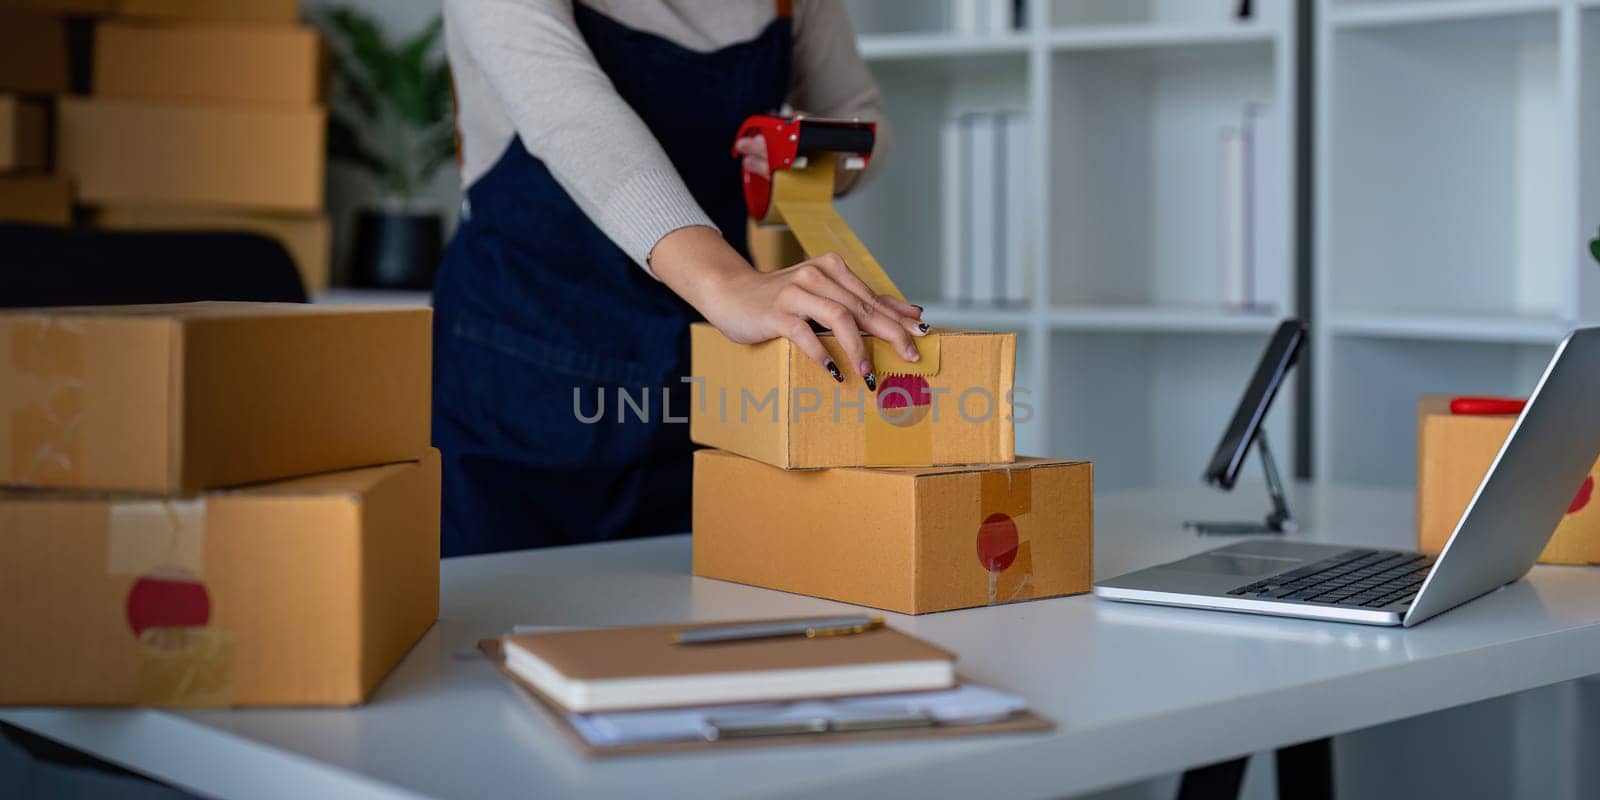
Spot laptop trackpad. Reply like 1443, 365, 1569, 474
1167, 552, 1301, 578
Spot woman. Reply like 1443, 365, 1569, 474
436, 0, 927, 556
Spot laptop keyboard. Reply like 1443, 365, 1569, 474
1226, 549, 1435, 609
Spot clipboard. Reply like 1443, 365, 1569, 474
477, 640, 1053, 757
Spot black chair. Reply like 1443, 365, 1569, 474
0, 223, 307, 308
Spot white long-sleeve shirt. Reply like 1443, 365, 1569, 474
444, 0, 890, 274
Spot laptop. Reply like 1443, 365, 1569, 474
1094, 326, 1600, 627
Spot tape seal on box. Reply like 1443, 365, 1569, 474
979, 467, 1034, 605
108, 498, 235, 706
8, 317, 85, 483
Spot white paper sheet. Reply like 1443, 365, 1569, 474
565, 684, 1029, 747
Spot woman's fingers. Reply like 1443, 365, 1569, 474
779, 315, 844, 383
794, 269, 923, 364
734, 135, 766, 157
800, 256, 925, 354
735, 136, 769, 178
807, 253, 929, 344
877, 294, 924, 321
780, 286, 874, 388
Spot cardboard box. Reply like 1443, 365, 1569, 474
693, 450, 1093, 614
112, 0, 300, 24
0, 302, 431, 493
0, 12, 70, 94
94, 22, 324, 106
0, 175, 72, 225
0, 94, 49, 173
8, 0, 118, 12
690, 324, 1015, 468
91, 207, 331, 292
0, 451, 440, 706
1418, 395, 1600, 565
57, 97, 325, 212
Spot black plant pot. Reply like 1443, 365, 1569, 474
349, 207, 444, 290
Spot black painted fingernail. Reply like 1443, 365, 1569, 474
917, 322, 930, 334
864, 372, 877, 392
912, 304, 924, 312
825, 360, 844, 382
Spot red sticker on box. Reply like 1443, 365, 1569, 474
1569, 476, 1594, 515
976, 513, 1019, 573
126, 571, 210, 638
877, 374, 931, 428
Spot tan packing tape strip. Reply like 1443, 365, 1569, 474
862, 385, 935, 467
108, 500, 206, 576
768, 151, 939, 378
9, 318, 86, 483
981, 468, 1034, 605
108, 498, 235, 706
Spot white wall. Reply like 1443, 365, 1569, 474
301, 0, 461, 285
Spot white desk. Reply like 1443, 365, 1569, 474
6, 484, 1600, 799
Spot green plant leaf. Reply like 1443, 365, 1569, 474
328, 8, 399, 96
331, 56, 381, 121
400, 17, 442, 74
417, 124, 459, 186
422, 63, 454, 122
327, 113, 389, 180
390, 18, 446, 128
320, 8, 451, 199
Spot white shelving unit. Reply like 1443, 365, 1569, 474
842, 0, 1299, 489
1315, 0, 1596, 486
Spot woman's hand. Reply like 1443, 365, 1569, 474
734, 132, 866, 195
734, 134, 769, 179
650, 226, 926, 388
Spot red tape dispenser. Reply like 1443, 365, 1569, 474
732, 113, 936, 378
734, 114, 876, 224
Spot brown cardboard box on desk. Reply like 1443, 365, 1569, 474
0, 175, 73, 225
0, 11, 69, 95
691, 325, 1016, 468
8, 0, 117, 12
694, 450, 1094, 614
0, 302, 431, 493
93, 21, 325, 107
0, 94, 49, 174
112, 0, 301, 24
56, 97, 325, 212
0, 451, 440, 706
1417, 395, 1600, 565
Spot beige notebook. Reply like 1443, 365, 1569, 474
502, 622, 956, 713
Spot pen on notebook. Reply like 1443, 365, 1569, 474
672, 615, 885, 645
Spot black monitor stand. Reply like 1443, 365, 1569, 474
1184, 429, 1297, 535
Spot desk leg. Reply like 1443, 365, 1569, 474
1176, 756, 1247, 800
1275, 737, 1334, 800
1175, 738, 1334, 800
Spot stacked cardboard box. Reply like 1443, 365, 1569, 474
57, 2, 331, 291
0, 302, 439, 707
0, 4, 76, 225
690, 322, 1095, 615
1417, 395, 1600, 565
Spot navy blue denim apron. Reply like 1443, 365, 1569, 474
432, 4, 792, 556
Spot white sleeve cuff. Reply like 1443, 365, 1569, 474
599, 167, 720, 277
